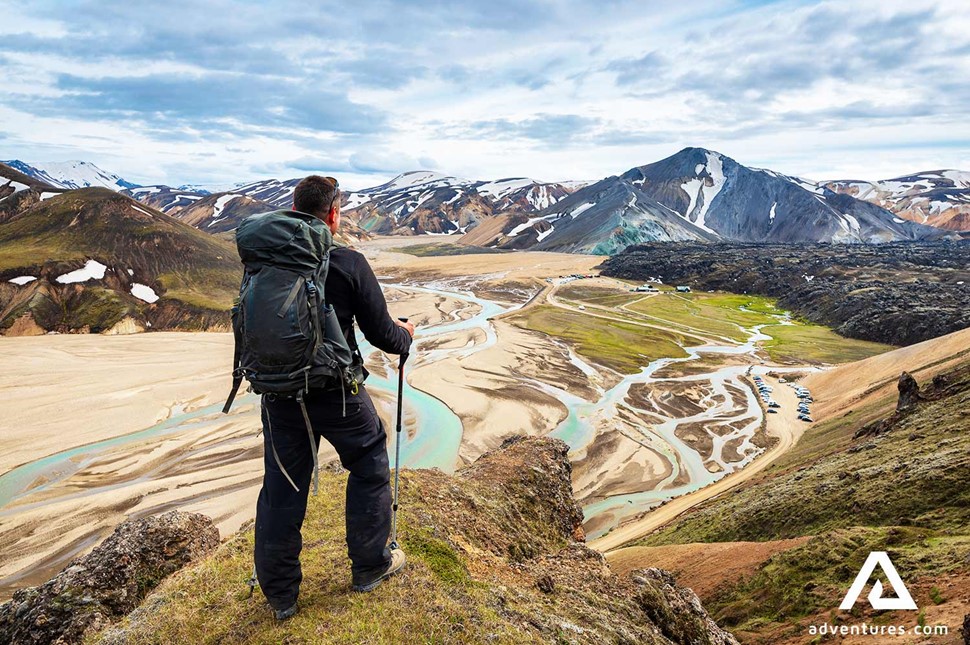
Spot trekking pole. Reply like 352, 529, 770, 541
389, 317, 409, 550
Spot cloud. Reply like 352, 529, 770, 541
605, 51, 667, 86
28, 73, 388, 136
0, 0, 967, 186
463, 114, 601, 145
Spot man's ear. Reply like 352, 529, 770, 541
326, 206, 338, 225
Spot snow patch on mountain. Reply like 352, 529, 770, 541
478, 178, 534, 200
212, 194, 240, 218
56, 259, 108, 284
681, 178, 702, 218
383, 171, 469, 191
344, 192, 371, 209
130, 283, 160, 303
8, 276, 37, 285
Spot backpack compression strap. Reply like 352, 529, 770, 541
223, 305, 244, 414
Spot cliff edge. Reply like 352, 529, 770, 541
3, 437, 738, 644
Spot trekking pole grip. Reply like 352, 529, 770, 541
397, 317, 411, 369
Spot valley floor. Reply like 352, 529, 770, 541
0, 239, 901, 603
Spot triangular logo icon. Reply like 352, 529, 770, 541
839, 551, 917, 611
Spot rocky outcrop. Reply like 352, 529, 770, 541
896, 371, 923, 410
599, 241, 970, 347
90, 437, 737, 644
0, 511, 219, 645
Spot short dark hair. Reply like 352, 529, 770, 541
293, 175, 339, 218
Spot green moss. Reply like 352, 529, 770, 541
709, 527, 970, 632
404, 530, 470, 586
508, 304, 689, 373
625, 292, 778, 342
762, 323, 894, 364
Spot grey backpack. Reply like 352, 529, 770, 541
223, 209, 362, 413
222, 211, 363, 496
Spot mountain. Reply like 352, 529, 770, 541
122, 185, 208, 216
515, 175, 718, 253
3, 160, 138, 191
166, 191, 277, 233
824, 170, 970, 231
624, 148, 944, 243
123, 185, 369, 244
231, 177, 301, 208
342, 171, 577, 236
468, 148, 948, 254
0, 163, 67, 225
0, 188, 240, 335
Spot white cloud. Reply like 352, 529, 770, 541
0, 0, 967, 186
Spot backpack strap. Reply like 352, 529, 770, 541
223, 304, 244, 414
306, 251, 330, 353
297, 390, 320, 496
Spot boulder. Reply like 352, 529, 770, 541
0, 511, 218, 645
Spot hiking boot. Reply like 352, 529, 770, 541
352, 548, 407, 592
274, 603, 298, 621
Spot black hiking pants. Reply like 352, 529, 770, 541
254, 386, 392, 610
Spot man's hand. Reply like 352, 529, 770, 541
394, 318, 415, 338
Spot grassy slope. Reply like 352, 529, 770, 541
90, 439, 734, 645
0, 188, 240, 329
635, 361, 970, 639
508, 304, 689, 373
552, 285, 892, 364
760, 324, 894, 364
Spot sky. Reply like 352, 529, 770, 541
1, 0, 968, 189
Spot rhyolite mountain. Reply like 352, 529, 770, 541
824, 170, 970, 231
0, 163, 65, 217
13, 152, 964, 255
121, 185, 208, 216
0, 188, 240, 335
341, 171, 578, 236
2, 160, 138, 192
487, 148, 949, 254
124, 185, 369, 244
171, 192, 279, 234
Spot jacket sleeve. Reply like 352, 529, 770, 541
351, 254, 412, 355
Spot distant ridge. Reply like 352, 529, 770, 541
3, 160, 138, 192
9, 152, 967, 254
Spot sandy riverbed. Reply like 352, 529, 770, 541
0, 241, 835, 597
0, 246, 604, 599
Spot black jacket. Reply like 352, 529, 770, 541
326, 246, 411, 379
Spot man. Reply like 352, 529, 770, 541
254, 175, 414, 620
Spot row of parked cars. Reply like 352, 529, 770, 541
753, 375, 780, 413
753, 375, 814, 422
790, 382, 814, 422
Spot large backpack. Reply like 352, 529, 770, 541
222, 209, 362, 493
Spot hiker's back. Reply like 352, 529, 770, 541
225, 210, 360, 409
